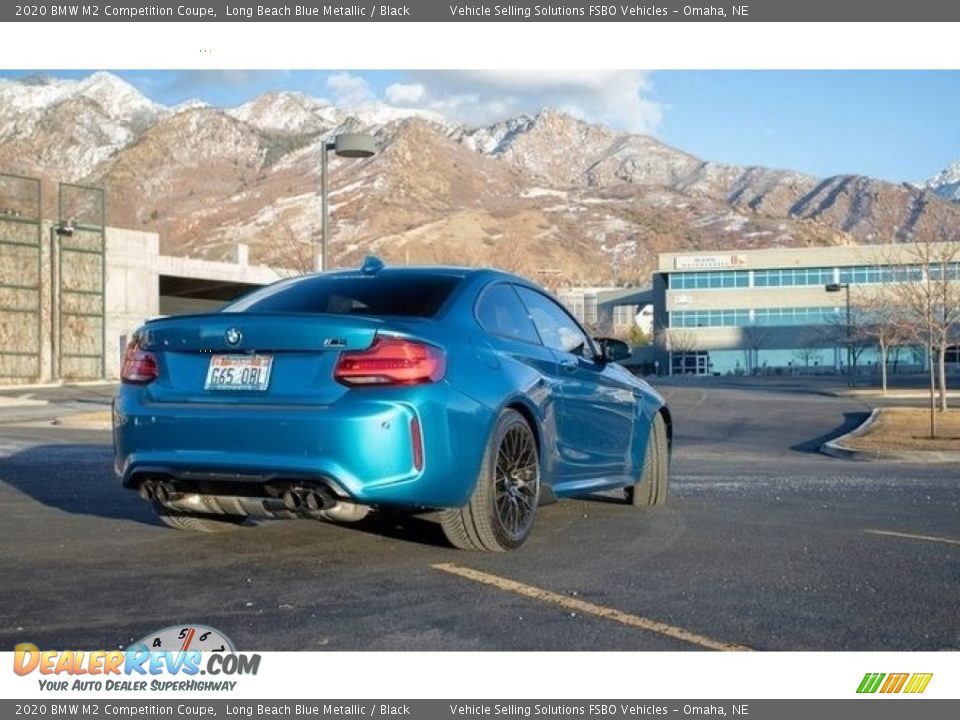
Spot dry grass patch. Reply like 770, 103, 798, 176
845, 407, 960, 452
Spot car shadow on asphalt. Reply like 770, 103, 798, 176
0, 443, 649, 546
340, 493, 631, 549
0, 443, 477, 543
346, 510, 453, 548
0, 443, 163, 527
790, 411, 869, 454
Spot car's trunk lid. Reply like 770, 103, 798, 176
137, 313, 382, 406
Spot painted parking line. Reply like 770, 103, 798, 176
863, 529, 960, 547
432, 562, 751, 652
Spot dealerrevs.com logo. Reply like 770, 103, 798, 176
857, 672, 933, 694
13, 625, 260, 692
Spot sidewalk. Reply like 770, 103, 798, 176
0, 382, 116, 426
841, 388, 960, 399
53, 409, 112, 430
0, 395, 48, 408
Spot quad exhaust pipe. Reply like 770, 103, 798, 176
281, 489, 302, 511
304, 490, 332, 512
281, 487, 336, 515
138, 478, 338, 517
138, 479, 179, 503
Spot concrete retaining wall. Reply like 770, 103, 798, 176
0, 224, 281, 384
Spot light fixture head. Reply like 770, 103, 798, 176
55, 220, 75, 237
333, 133, 377, 158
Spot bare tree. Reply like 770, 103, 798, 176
583, 320, 615, 339
792, 345, 821, 374
858, 288, 917, 395
489, 237, 530, 276
741, 324, 770, 375
263, 221, 318, 276
880, 239, 960, 435
662, 328, 698, 354
654, 328, 698, 375
814, 302, 876, 387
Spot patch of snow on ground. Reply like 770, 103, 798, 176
329, 180, 364, 197
521, 187, 568, 199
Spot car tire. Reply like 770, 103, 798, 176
440, 409, 540, 552
626, 411, 669, 507
150, 501, 246, 533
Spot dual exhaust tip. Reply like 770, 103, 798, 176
139, 479, 177, 503
282, 487, 336, 514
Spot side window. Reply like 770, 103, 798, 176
514, 286, 594, 359
475, 283, 541, 344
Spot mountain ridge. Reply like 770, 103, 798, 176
1, 72, 959, 285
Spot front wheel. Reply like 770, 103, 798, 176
440, 409, 540, 552
626, 411, 669, 506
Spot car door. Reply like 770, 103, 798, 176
474, 283, 565, 482
513, 286, 637, 483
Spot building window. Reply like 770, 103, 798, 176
669, 262, 960, 293
752, 306, 843, 326
836, 263, 957, 285
670, 306, 842, 328
672, 351, 710, 376
670, 309, 750, 328
557, 292, 599, 325
753, 267, 835, 287
670, 271, 749, 290
612, 304, 638, 328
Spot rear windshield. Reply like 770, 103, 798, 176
223, 273, 463, 318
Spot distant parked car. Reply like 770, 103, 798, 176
114, 258, 671, 551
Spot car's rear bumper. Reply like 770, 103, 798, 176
113, 383, 493, 510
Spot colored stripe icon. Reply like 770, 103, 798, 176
857, 672, 933, 694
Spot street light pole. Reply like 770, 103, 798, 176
319, 133, 377, 272
826, 282, 852, 387
320, 141, 331, 273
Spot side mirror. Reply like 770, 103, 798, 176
596, 337, 631, 363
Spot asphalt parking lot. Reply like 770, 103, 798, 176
0, 378, 957, 651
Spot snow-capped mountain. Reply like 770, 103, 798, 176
926, 160, 960, 202
228, 92, 340, 134
0, 72, 164, 180
2, 71, 959, 285
228, 91, 449, 135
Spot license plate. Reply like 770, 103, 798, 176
204, 354, 273, 391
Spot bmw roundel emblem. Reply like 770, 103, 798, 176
225, 328, 242, 346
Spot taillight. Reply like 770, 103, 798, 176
334, 336, 446, 386
121, 338, 158, 384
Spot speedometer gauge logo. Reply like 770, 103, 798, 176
135, 624, 235, 652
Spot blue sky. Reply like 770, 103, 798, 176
5, 69, 958, 184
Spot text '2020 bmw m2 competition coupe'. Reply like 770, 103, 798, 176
114, 257, 671, 551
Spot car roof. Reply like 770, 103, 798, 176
322, 264, 534, 286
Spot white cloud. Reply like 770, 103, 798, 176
381, 70, 662, 133
325, 72, 375, 106
385, 82, 426, 104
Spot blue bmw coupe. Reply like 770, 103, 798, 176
114, 258, 671, 551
